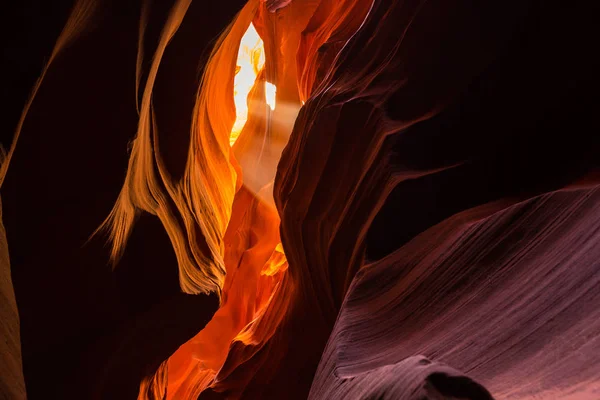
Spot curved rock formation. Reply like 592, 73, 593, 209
2, 0, 598, 398
0, 198, 26, 399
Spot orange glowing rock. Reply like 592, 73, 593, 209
131, 1, 315, 397
4, 0, 600, 399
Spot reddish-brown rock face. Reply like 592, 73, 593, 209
2, 0, 599, 399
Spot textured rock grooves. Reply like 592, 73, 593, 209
311, 188, 600, 399
2, 0, 599, 399
0, 200, 26, 399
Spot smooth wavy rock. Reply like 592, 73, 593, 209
2, 0, 598, 398
311, 188, 600, 399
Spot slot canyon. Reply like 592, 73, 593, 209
1, 0, 599, 399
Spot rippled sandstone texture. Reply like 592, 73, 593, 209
2, 0, 599, 399
0, 199, 26, 399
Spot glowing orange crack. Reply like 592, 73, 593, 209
163, 20, 286, 399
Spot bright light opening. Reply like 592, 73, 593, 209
265, 81, 276, 110
230, 23, 266, 146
